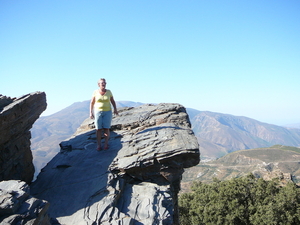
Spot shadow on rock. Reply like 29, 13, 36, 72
30, 130, 122, 223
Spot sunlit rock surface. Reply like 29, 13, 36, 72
31, 103, 200, 225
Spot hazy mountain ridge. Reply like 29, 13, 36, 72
190, 111, 300, 158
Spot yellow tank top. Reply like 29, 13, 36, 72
93, 89, 113, 111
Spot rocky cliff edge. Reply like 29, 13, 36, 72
31, 103, 200, 225
0, 92, 47, 183
0, 92, 48, 224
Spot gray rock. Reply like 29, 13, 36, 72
31, 103, 200, 224
0, 180, 50, 225
0, 92, 47, 183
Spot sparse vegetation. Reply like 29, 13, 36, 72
179, 174, 300, 225
182, 145, 300, 186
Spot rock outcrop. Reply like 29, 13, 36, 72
31, 103, 200, 225
0, 92, 47, 183
0, 180, 50, 224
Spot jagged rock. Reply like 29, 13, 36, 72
31, 103, 200, 225
0, 180, 50, 224
0, 92, 47, 183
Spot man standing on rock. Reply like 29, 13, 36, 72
90, 78, 118, 151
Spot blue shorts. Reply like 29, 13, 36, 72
94, 110, 112, 129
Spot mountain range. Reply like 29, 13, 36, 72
189, 111, 300, 159
30, 100, 300, 178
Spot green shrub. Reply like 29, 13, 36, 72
179, 174, 300, 225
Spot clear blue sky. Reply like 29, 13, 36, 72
1, 0, 299, 125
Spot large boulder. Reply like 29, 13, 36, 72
0, 180, 50, 224
31, 103, 200, 225
0, 92, 47, 183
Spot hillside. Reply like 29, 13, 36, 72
190, 111, 300, 159
182, 145, 300, 191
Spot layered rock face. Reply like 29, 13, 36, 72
0, 92, 49, 224
0, 92, 47, 183
31, 103, 200, 225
